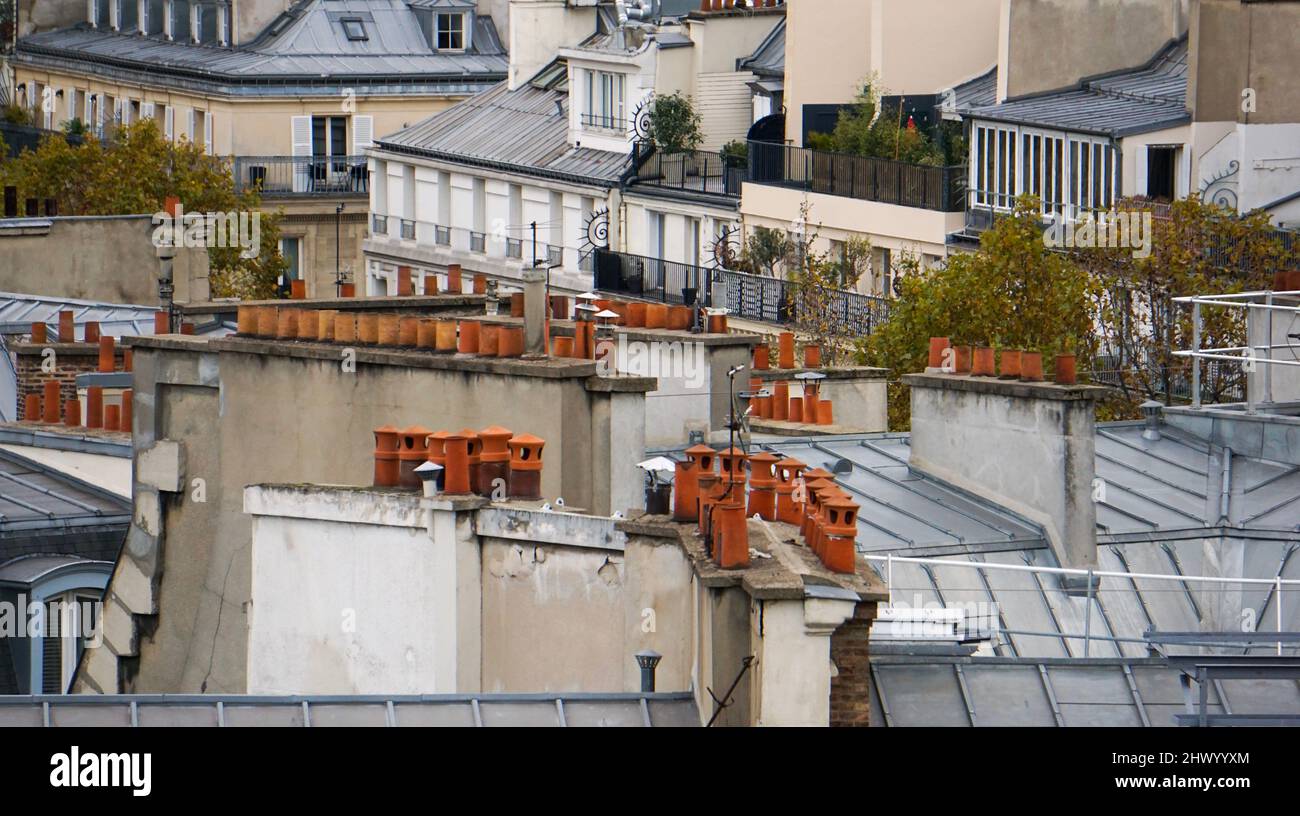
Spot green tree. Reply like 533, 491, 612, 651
0, 120, 285, 299
1071, 196, 1297, 416
860, 195, 1097, 429
809, 81, 945, 166
647, 93, 703, 153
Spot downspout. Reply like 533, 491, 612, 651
1218, 446, 1232, 524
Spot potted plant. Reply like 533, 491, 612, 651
647, 93, 703, 185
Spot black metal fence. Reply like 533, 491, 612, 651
748, 140, 965, 211
233, 155, 369, 196
0, 121, 82, 158
594, 249, 706, 306
710, 267, 892, 336
593, 248, 892, 336
630, 148, 744, 197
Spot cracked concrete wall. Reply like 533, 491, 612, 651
85, 339, 650, 694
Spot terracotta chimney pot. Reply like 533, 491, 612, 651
507, 433, 544, 499
434, 320, 458, 353
58, 310, 74, 343
445, 264, 462, 294
276, 308, 298, 340
998, 349, 1022, 379
777, 331, 795, 368
804, 344, 822, 368
236, 306, 257, 335
398, 316, 420, 346
627, 302, 647, 328
64, 398, 81, 428
1054, 353, 1077, 385
773, 381, 789, 422
927, 337, 950, 369
291, 279, 307, 300
1020, 351, 1044, 382
753, 344, 770, 370
477, 425, 514, 496
816, 399, 834, 426
398, 425, 434, 488
972, 346, 995, 376
120, 390, 132, 434
377, 314, 401, 346
479, 323, 500, 356
30, 322, 47, 344
86, 386, 104, 429
23, 393, 40, 422
954, 345, 972, 374
317, 310, 338, 341
334, 312, 357, 344
42, 381, 60, 423
97, 335, 116, 373
104, 404, 121, 433
442, 433, 472, 495
458, 321, 481, 354
373, 425, 401, 487
357, 313, 380, 344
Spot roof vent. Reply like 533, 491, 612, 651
1140, 400, 1164, 441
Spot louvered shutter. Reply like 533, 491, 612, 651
351, 115, 373, 154
204, 111, 214, 154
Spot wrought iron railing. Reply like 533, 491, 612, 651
593, 249, 707, 306
630, 147, 744, 197
592, 247, 893, 335
748, 140, 964, 212
233, 155, 369, 196
710, 267, 892, 336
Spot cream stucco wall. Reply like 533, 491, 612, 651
783, 0, 1000, 145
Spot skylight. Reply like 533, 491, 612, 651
341, 18, 368, 41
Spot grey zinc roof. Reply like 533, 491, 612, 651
15, 0, 506, 94
963, 37, 1189, 137
949, 66, 997, 111
0, 448, 131, 537
738, 18, 784, 78
0, 291, 161, 337
871, 655, 1300, 727
377, 80, 631, 185
0, 692, 700, 727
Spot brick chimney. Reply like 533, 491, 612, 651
902, 372, 1111, 572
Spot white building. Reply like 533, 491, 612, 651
363, 1, 785, 297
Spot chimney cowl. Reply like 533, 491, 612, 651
1140, 400, 1164, 440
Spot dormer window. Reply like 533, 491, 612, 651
341, 18, 368, 41
582, 69, 627, 132
435, 12, 464, 50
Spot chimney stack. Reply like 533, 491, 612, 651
521, 266, 547, 358
902, 371, 1111, 572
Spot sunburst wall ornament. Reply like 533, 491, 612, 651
711, 225, 740, 270
581, 207, 610, 255
633, 95, 655, 142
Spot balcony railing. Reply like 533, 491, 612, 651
593, 249, 708, 306
630, 147, 745, 197
748, 140, 965, 212
233, 155, 370, 196
592, 248, 892, 336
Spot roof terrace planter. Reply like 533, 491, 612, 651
748, 140, 965, 212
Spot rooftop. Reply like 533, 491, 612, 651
0, 691, 700, 727
15, 0, 507, 96
377, 79, 631, 185
963, 37, 1189, 137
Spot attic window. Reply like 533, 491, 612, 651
341, 18, 368, 41
435, 12, 464, 50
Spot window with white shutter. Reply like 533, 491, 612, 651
187, 108, 196, 142
204, 111, 213, 154
351, 115, 373, 154
291, 116, 312, 193
163, 105, 174, 140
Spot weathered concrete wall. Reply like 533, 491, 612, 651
904, 373, 1109, 570
243, 488, 695, 696
0, 216, 208, 305
247, 498, 436, 695
83, 334, 652, 693
1003, 0, 1188, 99
1189, 0, 1300, 125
